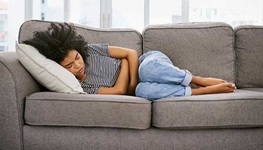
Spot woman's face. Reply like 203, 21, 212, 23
60, 49, 86, 81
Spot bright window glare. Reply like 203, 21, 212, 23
46, 0, 63, 7
112, 0, 144, 32
69, 0, 100, 27
2, 0, 263, 51
150, 0, 182, 24
149, 0, 263, 27
189, 0, 263, 26
3, 0, 24, 51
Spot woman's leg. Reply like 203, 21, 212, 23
192, 82, 236, 95
135, 82, 191, 100
191, 76, 227, 87
139, 51, 192, 86
139, 51, 230, 87
137, 51, 236, 99
136, 81, 236, 100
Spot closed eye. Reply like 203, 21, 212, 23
76, 53, 80, 60
63, 52, 79, 69
65, 63, 72, 68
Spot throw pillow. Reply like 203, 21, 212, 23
16, 42, 84, 93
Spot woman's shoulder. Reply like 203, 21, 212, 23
88, 43, 110, 56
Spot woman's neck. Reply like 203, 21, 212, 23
78, 73, 86, 82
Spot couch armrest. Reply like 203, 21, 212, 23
0, 51, 42, 150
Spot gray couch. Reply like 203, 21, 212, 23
1, 20, 263, 150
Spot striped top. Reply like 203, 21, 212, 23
80, 44, 121, 94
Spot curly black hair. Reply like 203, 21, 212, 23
23, 22, 88, 64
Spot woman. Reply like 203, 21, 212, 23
23, 22, 236, 100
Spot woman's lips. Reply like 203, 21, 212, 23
78, 67, 84, 74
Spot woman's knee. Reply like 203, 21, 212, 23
135, 82, 156, 100
139, 51, 161, 63
138, 59, 158, 81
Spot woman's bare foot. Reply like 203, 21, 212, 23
191, 76, 227, 87
191, 82, 236, 95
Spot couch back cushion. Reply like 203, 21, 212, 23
19, 20, 142, 55
143, 22, 235, 83
234, 26, 263, 88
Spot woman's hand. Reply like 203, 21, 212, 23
109, 46, 139, 95
97, 59, 129, 95
127, 83, 137, 96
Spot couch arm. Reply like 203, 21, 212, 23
0, 51, 42, 150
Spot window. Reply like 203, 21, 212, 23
1, 0, 263, 52
0, 1, 7, 51
1, 0, 24, 51
32, 0, 64, 21
149, 0, 182, 24
112, 0, 144, 32
147, 0, 263, 27
0, 21, 5, 43
189, 0, 263, 26
68, 0, 100, 27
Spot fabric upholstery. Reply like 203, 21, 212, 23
234, 25, 263, 88
152, 89, 263, 129
1, 20, 263, 150
0, 52, 42, 150
241, 88, 263, 93
23, 125, 263, 150
19, 20, 143, 55
25, 92, 151, 129
1, 20, 144, 149
142, 22, 235, 83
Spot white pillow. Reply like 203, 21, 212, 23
16, 42, 84, 93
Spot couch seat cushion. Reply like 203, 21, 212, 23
241, 88, 263, 93
153, 89, 263, 129
25, 92, 151, 129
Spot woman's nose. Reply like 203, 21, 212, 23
74, 62, 81, 69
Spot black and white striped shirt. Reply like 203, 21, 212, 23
80, 44, 121, 94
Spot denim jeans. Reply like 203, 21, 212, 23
135, 51, 192, 100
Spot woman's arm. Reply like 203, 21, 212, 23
108, 46, 139, 95
97, 59, 129, 95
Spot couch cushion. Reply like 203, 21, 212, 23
234, 25, 263, 88
152, 90, 263, 129
143, 22, 235, 83
25, 92, 151, 129
19, 20, 142, 55
240, 88, 263, 93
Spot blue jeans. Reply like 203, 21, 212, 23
135, 51, 192, 100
